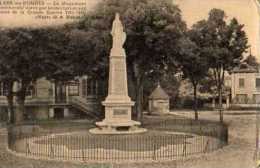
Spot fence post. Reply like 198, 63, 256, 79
182, 136, 187, 157
199, 122, 202, 134
152, 136, 156, 160
50, 140, 54, 157
26, 139, 31, 155
81, 147, 85, 162
203, 138, 209, 153
171, 135, 174, 160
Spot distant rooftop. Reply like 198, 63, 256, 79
232, 63, 258, 73
149, 84, 169, 100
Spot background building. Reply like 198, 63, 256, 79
0, 77, 104, 121
230, 63, 260, 107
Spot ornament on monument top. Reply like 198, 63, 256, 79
110, 13, 126, 56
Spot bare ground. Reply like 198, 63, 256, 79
0, 110, 257, 168
175, 110, 257, 168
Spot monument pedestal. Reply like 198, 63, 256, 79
90, 99, 147, 134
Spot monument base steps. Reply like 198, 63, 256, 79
89, 120, 147, 135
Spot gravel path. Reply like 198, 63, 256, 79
175, 110, 257, 168
0, 110, 257, 168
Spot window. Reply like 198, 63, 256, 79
68, 82, 79, 96
239, 78, 245, 88
0, 82, 8, 96
26, 84, 36, 96
82, 77, 99, 97
87, 78, 98, 96
236, 94, 248, 104
253, 94, 260, 104
256, 78, 260, 88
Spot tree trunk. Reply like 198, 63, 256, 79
15, 91, 26, 124
215, 65, 224, 123
132, 62, 144, 122
136, 88, 142, 121
15, 81, 28, 124
193, 84, 198, 120
7, 93, 14, 124
6, 81, 15, 124
217, 73, 223, 123
219, 65, 225, 123
218, 85, 223, 122
15, 100, 24, 124
135, 76, 144, 122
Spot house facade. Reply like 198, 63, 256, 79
230, 64, 260, 107
0, 76, 105, 121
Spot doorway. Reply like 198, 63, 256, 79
54, 108, 64, 119
55, 83, 67, 103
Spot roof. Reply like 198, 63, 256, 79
231, 63, 258, 73
149, 84, 169, 100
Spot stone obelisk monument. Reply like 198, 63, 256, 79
90, 13, 146, 134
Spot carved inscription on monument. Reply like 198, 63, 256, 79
113, 109, 128, 116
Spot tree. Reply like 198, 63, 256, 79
177, 37, 209, 120
0, 30, 16, 123
0, 28, 70, 124
190, 9, 249, 122
75, 0, 186, 121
